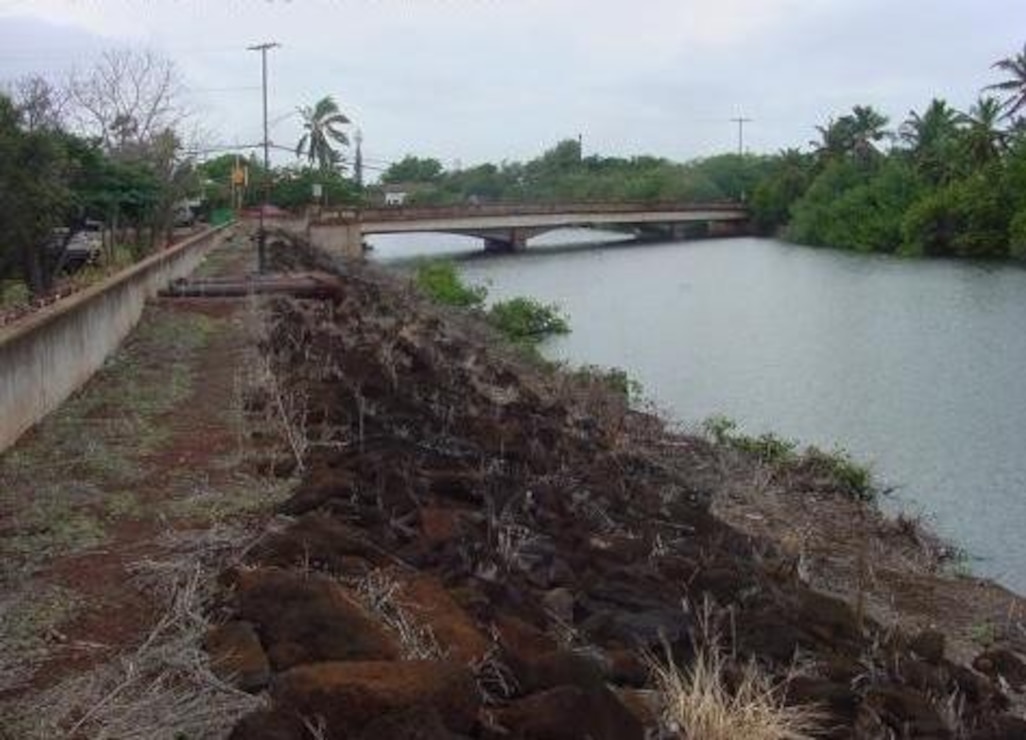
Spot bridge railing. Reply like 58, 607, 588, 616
315, 199, 747, 224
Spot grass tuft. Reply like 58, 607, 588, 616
648, 645, 824, 740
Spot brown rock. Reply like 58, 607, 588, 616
863, 684, 952, 738
970, 714, 1026, 739
973, 649, 1026, 691
797, 589, 863, 646
613, 688, 659, 730
271, 660, 480, 736
353, 705, 464, 740
278, 467, 357, 515
248, 514, 381, 574
785, 676, 858, 724
228, 708, 307, 740
236, 568, 398, 670
541, 587, 575, 624
495, 685, 644, 740
494, 614, 557, 664
515, 650, 606, 694
419, 506, 466, 546
909, 629, 946, 664
401, 575, 491, 662
204, 620, 270, 691
605, 649, 648, 687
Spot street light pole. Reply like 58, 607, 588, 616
248, 41, 280, 272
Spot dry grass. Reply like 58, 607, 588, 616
648, 645, 824, 740
647, 599, 824, 740
3, 527, 266, 740
350, 569, 446, 661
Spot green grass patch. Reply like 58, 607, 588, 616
0, 306, 229, 566
163, 474, 293, 524
702, 414, 875, 501
1, 488, 108, 562
1, 279, 29, 310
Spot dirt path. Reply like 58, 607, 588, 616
0, 232, 291, 735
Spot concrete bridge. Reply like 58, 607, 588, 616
307, 201, 750, 258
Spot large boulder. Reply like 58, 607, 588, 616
270, 660, 480, 737
235, 568, 399, 670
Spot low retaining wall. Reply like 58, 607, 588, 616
0, 223, 236, 452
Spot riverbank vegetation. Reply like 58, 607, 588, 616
703, 415, 874, 501
413, 259, 569, 346
413, 260, 649, 402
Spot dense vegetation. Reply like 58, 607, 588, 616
1, 54, 197, 299
376, 44, 1026, 261
376, 142, 771, 207
5, 41, 1026, 307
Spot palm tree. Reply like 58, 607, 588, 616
811, 105, 889, 166
899, 98, 961, 184
295, 96, 350, 171
986, 43, 1026, 119
959, 96, 1008, 168
848, 105, 889, 162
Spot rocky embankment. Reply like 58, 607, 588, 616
211, 242, 1026, 739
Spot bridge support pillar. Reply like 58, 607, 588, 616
483, 229, 528, 254
309, 222, 364, 260
669, 222, 689, 240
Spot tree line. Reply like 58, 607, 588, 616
1, 51, 196, 298
762, 44, 1026, 259
5, 41, 1025, 307
374, 44, 1026, 260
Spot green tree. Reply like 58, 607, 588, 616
812, 106, 889, 166
0, 94, 72, 295
380, 155, 444, 184
986, 42, 1026, 119
750, 149, 814, 233
959, 96, 1008, 168
899, 98, 962, 184
295, 96, 350, 172
901, 170, 1012, 257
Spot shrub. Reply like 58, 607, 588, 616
702, 415, 875, 501
1009, 208, 1026, 260
486, 296, 569, 343
413, 260, 487, 308
801, 446, 874, 501
569, 364, 644, 402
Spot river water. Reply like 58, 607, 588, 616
370, 232, 1026, 594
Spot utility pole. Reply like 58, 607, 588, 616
730, 115, 752, 156
354, 128, 364, 189
248, 41, 280, 272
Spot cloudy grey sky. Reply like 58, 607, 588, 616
1, 0, 1024, 173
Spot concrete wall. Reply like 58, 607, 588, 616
309, 222, 362, 259
0, 223, 235, 453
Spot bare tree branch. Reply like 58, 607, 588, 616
67, 49, 187, 152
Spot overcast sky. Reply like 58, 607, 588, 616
1, 0, 1024, 174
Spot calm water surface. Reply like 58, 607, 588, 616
371, 233, 1026, 593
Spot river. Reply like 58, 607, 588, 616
370, 231, 1026, 594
